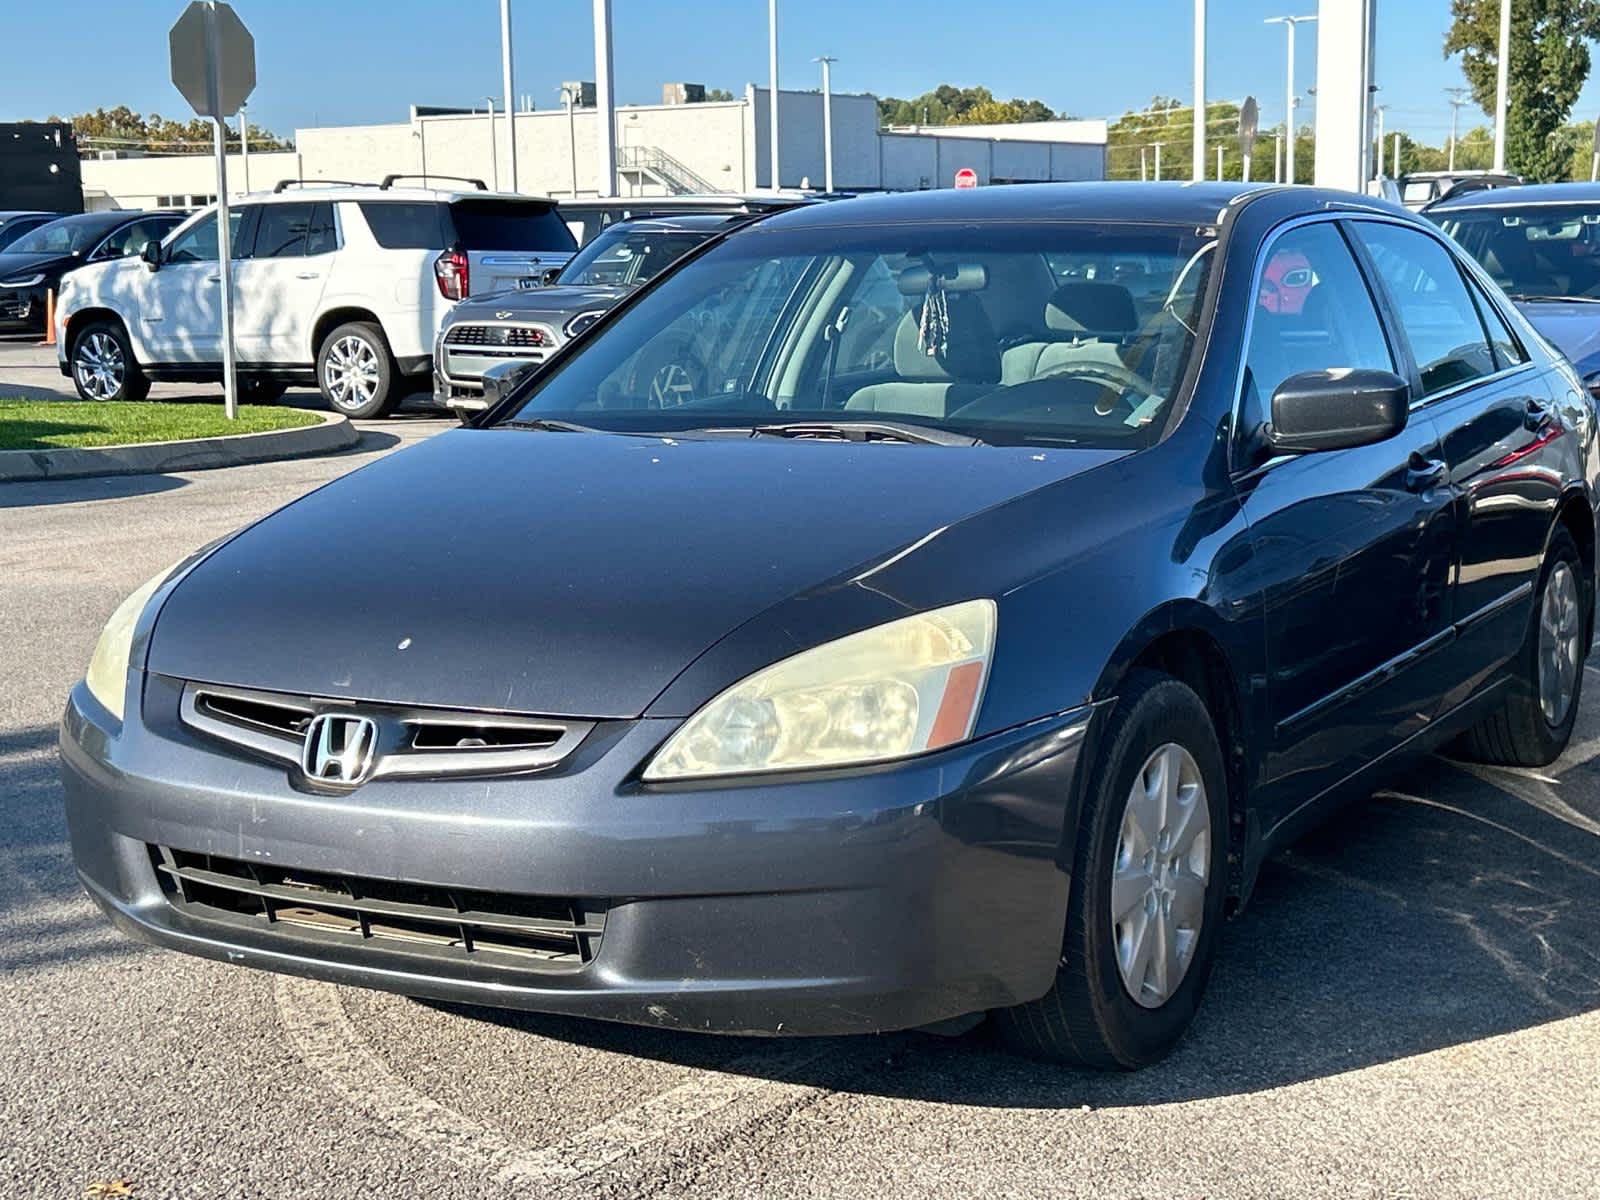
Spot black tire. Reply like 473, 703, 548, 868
315, 321, 398, 419
69, 319, 149, 404
996, 669, 1229, 1069
237, 378, 287, 405
1453, 528, 1586, 767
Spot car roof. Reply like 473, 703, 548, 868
558, 193, 814, 214
0, 210, 53, 221
1428, 181, 1600, 211
602, 213, 751, 234
251, 182, 557, 205
35, 210, 160, 231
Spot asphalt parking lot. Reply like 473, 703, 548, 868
2, 368, 1599, 1198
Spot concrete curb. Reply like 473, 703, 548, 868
0, 412, 359, 483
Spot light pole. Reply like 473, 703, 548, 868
593, 0, 616, 197
500, 0, 519, 192
1274, 131, 1283, 182
1493, 0, 1511, 172
559, 85, 580, 197
484, 96, 500, 191
1446, 86, 1471, 172
768, 0, 781, 189
814, 56, 836, 192
1193, 0, 1206, 182
238, 104, 249, 194
1265, 14, 1315, 186
1373, 104, 1387, 178
1153, 142, 1163, 182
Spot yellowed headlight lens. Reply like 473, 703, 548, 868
84, 569, 171, 721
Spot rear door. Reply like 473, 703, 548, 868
1349, 219, 1564, 711
231, 201, 334, 364
448, 199, 579, 295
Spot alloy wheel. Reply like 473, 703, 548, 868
324, 335, 381, 410
75, 331, 126, 401
1538, 561, 1582, 727
1111, 743, 1211, 1009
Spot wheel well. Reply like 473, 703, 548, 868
310, 307, 385, 361
63, 307, 127, 351
1556, 491, 1596, 649
1128, 630, 1249, 902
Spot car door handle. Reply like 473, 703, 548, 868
205, 275, 220, 284
1405, 453, 1449, 493
1524, 396, 1553, 431
296, 272, 321, 280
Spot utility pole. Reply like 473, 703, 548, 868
500, 0, 518, 192
768, 0, 781, 189
1265, 15, 1316, 187
560, 85, 579, 197
1493, 0, 1511, 172
1193, 0, 1206, 182
483, 97, 499, 190
1446, 86, 1471, 172
814, 56, 837, 192
593, 0, 616, 197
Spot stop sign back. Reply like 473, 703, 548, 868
954, 167, 978, 189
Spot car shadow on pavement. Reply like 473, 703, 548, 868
431, 748, 1600, 1107
0, 472, 189, 509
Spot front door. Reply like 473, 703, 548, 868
1232, 220, 1458, 834
140, 208, 244, 363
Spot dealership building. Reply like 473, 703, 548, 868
78, 85, 1108, 210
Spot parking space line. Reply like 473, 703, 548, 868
274, 975, 834, 1189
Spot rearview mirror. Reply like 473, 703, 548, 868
480, 360, 543, 408
1267, 369, 1410, 454
140, 239, 163, 271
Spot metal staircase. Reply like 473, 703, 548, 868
617, 145, 721, 195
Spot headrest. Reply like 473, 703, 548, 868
895, 262, 989, 296
891, 298, 1001, 384
1044, 282, 1139, 336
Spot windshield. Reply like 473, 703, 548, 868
9, 217, 112, 255
557, 224, 718, 288
498, 221, 1215, 448
1436, 203, 1600, 298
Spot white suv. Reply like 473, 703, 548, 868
55, 178, 576, 418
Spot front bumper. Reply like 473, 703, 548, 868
61, 674, 1095, 1036
0, 284, 45, 332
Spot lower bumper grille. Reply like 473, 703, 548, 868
151, 846, 605, 971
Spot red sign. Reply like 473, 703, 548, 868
953, 167, 978, 189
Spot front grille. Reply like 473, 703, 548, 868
446, 323, 550, 348
152, 846, 605, 970
0, 294, 30, 320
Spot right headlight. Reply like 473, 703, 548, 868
83, 566, 174, 721
643, 599, 997, 781
564, 309, 607, 339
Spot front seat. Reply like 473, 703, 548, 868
1001, 282, 1139, 383
846, 295, 1000, 418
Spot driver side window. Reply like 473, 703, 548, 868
1239, 222, 1396, 444
165, 210, 246, 264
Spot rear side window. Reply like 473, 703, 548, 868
357, 201, 448, 249
448, 200, 578, 252
251, 203, 312, 258
1351, 222, 1497, 397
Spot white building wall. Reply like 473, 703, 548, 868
80, 149, 301, 209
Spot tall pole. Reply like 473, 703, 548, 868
815, 56, 836, 192
1216, 144, 1223, 180
1141, 145, 1148, 181
1154, 142, 1163, 181
1266, 15, 1315, 186
1392, 132, 1401, 178
1193, 0, 1206, 181
1374, 105, 1386, 178
239, 105, 249, 194
500, 0, 519, 192
1446, 87, 1469, 171
1274, 131, 1283, 182
484, 97, 499, 190
1493, 0, 1511, 172
593, 0, 616, 197
202, 2, 237, 420
561, 86, 579, 198
768, 0, 781, 189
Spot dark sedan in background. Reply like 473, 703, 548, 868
0, 210, 62, 253
434, 212, 748, 417
0, 210, 183, 333
62, 183, 1597, 1070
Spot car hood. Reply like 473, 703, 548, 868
452, 284, 629, 323
147, 429, 1121, 718
0, 251, 74, 280
1513, 299, 1600, 381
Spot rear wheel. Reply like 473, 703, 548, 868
316, 321, 397, 419
70, 320, 149, 403
996, 670, 1228, 1069
1454, 529, 1586, 767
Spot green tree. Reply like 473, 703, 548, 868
703, 88, 736, 102
46, 107, 291, 155
1444, 0, 1600, 181
877, 85, 1057, 126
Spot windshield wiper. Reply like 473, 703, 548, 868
747, 420, 984, 447
1506, 292, 1600, 304
499, 418, 601, 434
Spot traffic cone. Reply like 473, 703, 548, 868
39, 288, 56, 347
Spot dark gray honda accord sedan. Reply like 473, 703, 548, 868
61, 183, 1599, 1068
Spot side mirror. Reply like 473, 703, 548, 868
480, 359, 542, 407
541, 267, 562, 286
140, 239, 163, 271
1266, 368, 1410, 454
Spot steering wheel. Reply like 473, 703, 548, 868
1029, 359, 1158, 416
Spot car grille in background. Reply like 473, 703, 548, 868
151, 846, 606, 970
446, 323, 550, 348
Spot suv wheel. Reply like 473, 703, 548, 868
70, 320, 150, 404
317, 322, 397, 419
995, 670, 1228, 1069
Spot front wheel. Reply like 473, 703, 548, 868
316, 322, 397, 419
996, 670, 1228, 1069
70, 320, 150, 403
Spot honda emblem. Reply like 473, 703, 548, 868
301, 713, 379, 787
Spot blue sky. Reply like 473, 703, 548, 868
6, 1, 1600, 144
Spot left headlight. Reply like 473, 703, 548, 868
643, 599, 997, 781
0, 273, 45, 288
84, 567, 172, 721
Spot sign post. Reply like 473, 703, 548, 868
1237, 96, 1259, 185
1591, 119, 1600, 183
169, 1, 255, 419
953, 167, 978, 189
